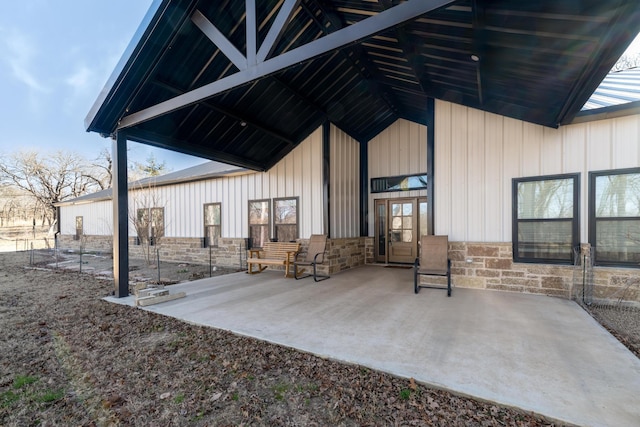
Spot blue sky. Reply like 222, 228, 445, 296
0, 2, 638, 174
0, 0, 206, 172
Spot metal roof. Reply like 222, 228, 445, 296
582, 67, 640, 111
55, 161, 247, 206
86, 0, 640, 171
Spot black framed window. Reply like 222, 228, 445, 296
248, 199, 270, 249
204, 203, 221, 247
136, 208, 149, 245
512, 173, 579, 264
136, 207, 164, 246
74, 216, 83, 241
273, 197, 299, 242
150, 207, 164, 246
589, 168, 640, 267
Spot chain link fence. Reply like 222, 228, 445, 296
24, 239, 242, 287
573, 247, 640, 357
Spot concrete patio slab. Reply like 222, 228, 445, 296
106, 266, 640, 427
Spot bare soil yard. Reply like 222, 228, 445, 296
0, 251, 562, 426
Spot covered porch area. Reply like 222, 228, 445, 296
107, 265, 640, 426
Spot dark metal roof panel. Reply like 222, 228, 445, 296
86, 0, 640, 170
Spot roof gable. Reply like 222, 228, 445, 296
86, 0, 640, 171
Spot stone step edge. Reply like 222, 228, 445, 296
136, 292, 186, 307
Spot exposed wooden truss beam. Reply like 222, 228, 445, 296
257, 0, 301, 63
151, 79, 295, 146
117, 0, 454, 130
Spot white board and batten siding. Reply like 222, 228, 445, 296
152, 127, 325, 239
367, 119, 428, 236
60, 200, 112, 236
434, 99, 640, 243
61, 128, 326, 240
330, 124, 360, 238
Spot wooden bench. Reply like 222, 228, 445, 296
247, 242, 300, 277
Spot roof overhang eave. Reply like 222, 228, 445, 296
84, 0, 167, 133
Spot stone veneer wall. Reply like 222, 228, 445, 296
57, 235, 368, 275
57, 235, 637, 303
448, 242, 639, 304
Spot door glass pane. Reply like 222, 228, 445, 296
403, 203, 412, 216
403, 217, 412, 230
403, 230, 412, 243
392, 216, 402, 229
392, 203, 401, 216
377, 203, 386, 256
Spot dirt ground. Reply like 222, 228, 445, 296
0, 251, 565, 427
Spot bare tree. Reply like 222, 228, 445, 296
0, 150, 109, 225
611, 52, 640, 72
129, 178, 166, 265
86, 148, 113, 190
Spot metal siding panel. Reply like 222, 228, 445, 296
450, 103, 468, 241
562, 125, 586, 173
311, 128, 323, 235
434, 100, 452, 236
586, 120, 612, 171
502, 116, 522, 242
467, 108, 485, 241
484, 112, 504, 241
328, 127, 362, 239
611, 115, 640, 168
228, 178, 236, 237
541, 127, 563, 175
521, 123, 542, 176
301, 135, 313, 237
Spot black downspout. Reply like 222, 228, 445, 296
360, 140, 369, 237
113, 132, 129, 297
426, 98, 435, 235
322, 121, 331, 238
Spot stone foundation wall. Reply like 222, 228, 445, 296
56, 235, 637, 303
57, 235, 112, 253
448, 242, 639, 304
56, 234, 368, 275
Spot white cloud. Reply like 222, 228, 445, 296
0, 27, 49, 92
65, 65, 93, 92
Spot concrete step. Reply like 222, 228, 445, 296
136, 292, 186, 307
137, 288, 169, 298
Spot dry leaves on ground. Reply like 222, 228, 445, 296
0, 252, 561, 426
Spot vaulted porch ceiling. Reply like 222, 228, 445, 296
86, 0, 640, 171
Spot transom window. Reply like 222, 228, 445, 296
512, 174, 579, 264
204, 203, 221, 247
589, 168, 640, 267
274, 197, 299, 243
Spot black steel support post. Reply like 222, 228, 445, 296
112, 132, 129, 297
426, 98, 435, 235
359, 140, 369, 237
322, 121, 331, 238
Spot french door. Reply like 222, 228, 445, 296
374, 197, 428, 264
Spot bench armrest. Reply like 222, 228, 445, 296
248, 249, 263, 258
